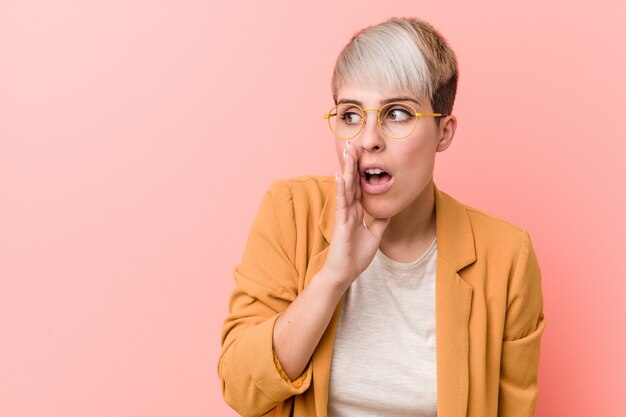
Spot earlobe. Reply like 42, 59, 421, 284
436, 115, 456, 152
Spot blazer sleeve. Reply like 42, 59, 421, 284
498, 229, 547, 417
217, 180, 313, 417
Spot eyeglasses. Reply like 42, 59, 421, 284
323, 102, 449, 140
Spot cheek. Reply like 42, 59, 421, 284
396, 142, 437, 178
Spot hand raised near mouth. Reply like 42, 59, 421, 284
322, 141, 391, 291
271, 141, 392, 382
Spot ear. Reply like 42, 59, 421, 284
436, 115, 457, 152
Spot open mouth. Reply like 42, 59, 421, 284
364, 169, 392, 185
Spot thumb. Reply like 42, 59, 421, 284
368, 217, 391, 240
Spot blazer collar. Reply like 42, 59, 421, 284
317, 180, 476, 272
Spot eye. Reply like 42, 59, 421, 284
339, 110, 363, 125
384, 106, 413, 122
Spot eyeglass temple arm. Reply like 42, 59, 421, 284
325, 112, 450, 119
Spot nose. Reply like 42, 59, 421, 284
358, 110, 386, 152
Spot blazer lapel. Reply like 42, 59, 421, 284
307, 181, 476, 417
433, 182, 476, 417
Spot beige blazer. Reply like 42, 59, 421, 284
218, 175, 546, 417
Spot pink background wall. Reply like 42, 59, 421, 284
1, 1, 625, 416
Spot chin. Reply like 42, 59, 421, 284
362, 198, 397, 219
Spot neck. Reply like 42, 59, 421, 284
367, 179, 436, 251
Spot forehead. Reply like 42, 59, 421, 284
336, 80, 423, 106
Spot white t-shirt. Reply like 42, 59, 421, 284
328, 236, 438, 417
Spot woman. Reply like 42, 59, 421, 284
218, 16, 546, 417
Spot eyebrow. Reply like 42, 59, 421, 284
336, 96, 421, 106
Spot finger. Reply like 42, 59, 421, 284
354, 146, 362, 202
347, 141, 358, 204
343, 143, 354, 207
335, 172, 347, 225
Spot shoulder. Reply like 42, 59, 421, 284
466, 204, 527, 240
441, 192, 542, 310
268, 174, 335, 195
265, 175, 335, 215
445, 191, 534, 260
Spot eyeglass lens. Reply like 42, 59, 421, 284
329, 103, 417, 139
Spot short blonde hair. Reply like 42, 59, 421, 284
331, 17, 459, 117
